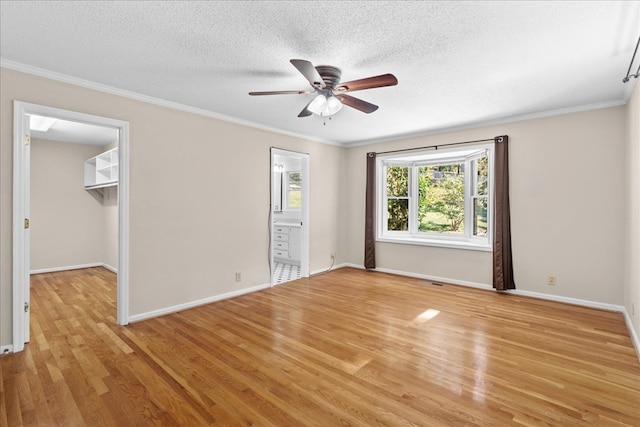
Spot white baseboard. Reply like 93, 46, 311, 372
30, 263, 117, 275
336, 263, 638, 360
129, 282, 272, 323
310, 262, 351, 276
340, 263, 625, 310
1, 345, 13, 355
508, 289, 624, 312
337, 263, 493, 290
623, 308, 640, 362
31, 263, 103, 274
102, 263, 118, 273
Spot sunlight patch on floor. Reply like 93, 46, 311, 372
412, 309, 440, 324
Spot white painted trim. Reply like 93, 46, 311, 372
623, 307, 640, 362
12, 101, 130, 354
507, 289, 624, 313
339, 263, 627, 310
346, 100, 628, 148
29, 263, 117, 275
129, 283, 272, 323
102, 263, 118, 274
2, 59, 629, 149
1, 345, 14, 355
338, 263, 492, 290
270, 148, 310, 286
329, 263, 639, 360
13, 102, 30, 352
0, 60, 340, 147
117, 122, 130, 325
30, 263, 102, 274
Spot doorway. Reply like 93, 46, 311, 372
12, 101, 130, 353
270, 148, 310, 285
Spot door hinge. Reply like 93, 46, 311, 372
24, 218, 30, 229
24, 302, 29, 313
24, 134, 30, 145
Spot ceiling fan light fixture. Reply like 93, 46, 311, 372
307, 94, 343, 116
326, 95, 343, 115
307, 94, 327, 115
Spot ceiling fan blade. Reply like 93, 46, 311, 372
249, 90, 311, 96
290, 59, 326, 89
334, 73, 398, 93
297, 99, 314, 117
336, 94, 379, 114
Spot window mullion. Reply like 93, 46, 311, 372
464, 158, 473, 239
380, 163, 388, 235
409, 165, 418, 235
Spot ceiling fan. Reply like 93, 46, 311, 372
249, 59, 398, 118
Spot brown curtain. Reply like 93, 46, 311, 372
493, 135, 515, 290
364, 152, 376, 269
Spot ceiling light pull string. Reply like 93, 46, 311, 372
623, 35, 640, 83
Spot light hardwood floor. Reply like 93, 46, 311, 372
1, 267, 639, 426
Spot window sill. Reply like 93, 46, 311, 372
377, 236, 492, 252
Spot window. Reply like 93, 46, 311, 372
286, 171, 302, 209
377, 143, 494, 250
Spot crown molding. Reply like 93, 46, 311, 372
2, 59, 631, 149
0, 59, 341, 147
345, 98, 628, 148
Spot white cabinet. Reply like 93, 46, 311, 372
85, 147, 118, 189
273, 224, 301, 264
288, 227, 301, 263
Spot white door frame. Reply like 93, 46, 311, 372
12, 101, 130, 352
270, 148, 310, 285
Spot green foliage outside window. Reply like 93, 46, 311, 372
386, 166, 409, 230
418, 164, 465, 233
287, 172, 302, 209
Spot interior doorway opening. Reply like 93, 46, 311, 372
270, 148, 310, 285
12, 101, 130, 353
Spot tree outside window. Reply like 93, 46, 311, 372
287, 172, 302, 209
378, 144, 493, 250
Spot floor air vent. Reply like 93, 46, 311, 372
418, 280, 444, 286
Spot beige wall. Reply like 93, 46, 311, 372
345, 106, 627, 305
0, 68, 345, 346
0, 65, 634, 350
625, 81, 640, 342
102, 185, 118, 271
30, 139, 106, 270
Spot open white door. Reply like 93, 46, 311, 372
13, 106, 31, 350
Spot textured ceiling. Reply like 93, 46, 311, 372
1, 1, 639, 146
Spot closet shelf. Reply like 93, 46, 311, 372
85, 147, 118, 190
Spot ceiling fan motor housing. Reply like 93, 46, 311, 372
314, 65, 342, 89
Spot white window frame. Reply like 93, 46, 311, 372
284, 170, 302, 211
376, 143, 494, 251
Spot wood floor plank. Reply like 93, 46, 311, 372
1, 266, 639, 426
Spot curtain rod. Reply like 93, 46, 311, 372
372, 137, 498, 156
623, 35, 640, 83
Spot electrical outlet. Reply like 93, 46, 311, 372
235, 272, 241, 282
547, 276, 556, 286
330, 253, 336, 259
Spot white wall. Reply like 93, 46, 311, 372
345, 106, 627, 306
0, 67, 345, 345
30, 139, 106, 270
624, 81, 640, 345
